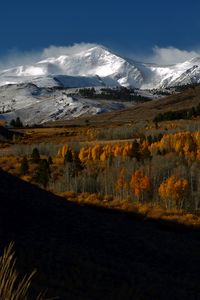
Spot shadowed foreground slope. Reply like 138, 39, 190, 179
0, 169, 200, 299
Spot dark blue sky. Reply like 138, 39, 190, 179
1, 0, 200, 58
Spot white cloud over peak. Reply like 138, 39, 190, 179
0, 43, 98, 70
0, 43, 200, 70
41, 43, 98, 58
147, 46, 200, 65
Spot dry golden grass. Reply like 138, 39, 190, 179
0, 120, 6, 126
59, 191, 77, 199
20, 175, 32, 182
58, 192, 200, 228
12, 127, 81, 145
53, 157, 64, 166
161, 212, 200, 226
0, 242, 51, 300
0, 156, 20, 174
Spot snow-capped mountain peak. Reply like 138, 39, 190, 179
1, 43, 200, 125
1, 43, 200, 89
0, 44, 144, 88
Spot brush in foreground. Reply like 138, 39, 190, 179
0, 242, 56, 300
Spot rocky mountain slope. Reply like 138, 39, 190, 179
1, 44, 200, 124
1, 44, 200, 89
0, 83, 130, 124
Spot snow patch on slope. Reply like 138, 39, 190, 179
0, 83, 128, 125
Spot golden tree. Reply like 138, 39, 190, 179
158, 175, 189, 209
115, 168, 129, 199
130, 170, 150, 202
113, 145, 123, 157
91, 144, 101, 161
79, 147, 89, 163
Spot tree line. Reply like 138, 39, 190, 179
78, 87, 150, 102
154, 103, 200, 123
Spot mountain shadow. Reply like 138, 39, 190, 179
0, 169, 200, 299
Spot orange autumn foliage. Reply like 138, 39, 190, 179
158, 175, 189, 209
115, 168, 129, 193
57, 141, 152, 164
130, 170, 150, 200
150, 131, 199, 159
57, 144, 69, 158
91, 144, 101, 161
79, 147, 89, 163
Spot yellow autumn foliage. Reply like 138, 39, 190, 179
158, 175, 189, 209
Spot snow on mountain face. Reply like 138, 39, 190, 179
36, 46, 144, 88
0, 83, 129, 125
1, 44, 200, 125
1, 44, 200, 89
0, 45, 143, 88
141, 57, 200, 89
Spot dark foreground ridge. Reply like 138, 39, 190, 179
0, 169, 200, 299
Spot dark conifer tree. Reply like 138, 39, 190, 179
31, 148, 40, 163
33, 159, 50, 188
64, 149, 73, 164
129, 141, 140, 161
20, 156, 29, 175
48, 156, 53, 165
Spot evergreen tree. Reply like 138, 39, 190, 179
71, 152, 83, 176
20, 156, 29, 175
48, 156, 53, 165
142, 147, 152, 161
146, 135, 153, 144
33, 159, 50, 188
31, 148, 40, 163
15, 117, 23, 128
64, 149, 73, 164
64, 151, 83, 177
187, 107, 196, 119
10, 119, 16, 127
129, 141, 140, 161
196, 103, 200, 115
10, 117, 23, 128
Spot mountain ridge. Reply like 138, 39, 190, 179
1, 44, 200, 124
1, 44, 200, 89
